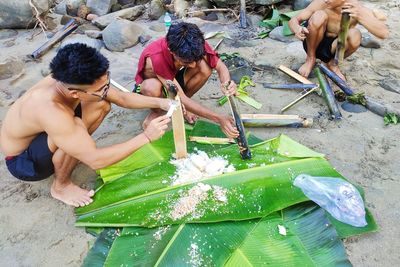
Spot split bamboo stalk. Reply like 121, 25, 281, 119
314, 67, 342, 120
241, 114, 313, 128
278, 65, 314, 84
318, 63, 354, 95
280, 86, 319, 113
334, 12, 350, 66
263, 83, 317, 90
110, 79, 130, 93
30, 19, 80, 59
189, 136, 235, 144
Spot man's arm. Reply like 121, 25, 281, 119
106, 87, 171, 111
156, 74, 239, 138
214, 59, 238, 96
343, 1, 389, 39
289, 0, 326, 40
43, 107, 170, 170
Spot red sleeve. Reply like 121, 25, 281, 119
204, 41, 220, 68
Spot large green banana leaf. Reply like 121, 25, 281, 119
82, 228, 119, 267
76, 135, 356, 228
87, 203, 351, 267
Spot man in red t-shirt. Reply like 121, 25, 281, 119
134, 22, 239, 138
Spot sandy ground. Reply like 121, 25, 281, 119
1, 1, 399, 266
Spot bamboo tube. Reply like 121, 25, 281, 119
241, 114, 313, 128
263, 83, 317, 90
314, 67, 342, 120
334, 12, 350, 66
110, 79, 130, 92
318, 63, 354, 96
30, 19, 80, 59
189, 136, 235, 144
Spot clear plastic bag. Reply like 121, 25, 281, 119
294, 174, 367, 227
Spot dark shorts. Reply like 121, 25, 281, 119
302, 21, 337, 63
133, 68, 187, 95
5, 133, 54, 181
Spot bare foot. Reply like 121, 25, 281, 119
184, 111, 198, 124
142, 110, 164, 129
327, 63, 346, 81
51, 181, 94, 207
299, 57, 316, 78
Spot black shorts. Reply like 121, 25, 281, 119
5, 133, 54, 181
302, 21, 337, 63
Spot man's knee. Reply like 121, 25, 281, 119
140, 79, 163, 97
308, 11, 328, 29
347, 28, 361, 49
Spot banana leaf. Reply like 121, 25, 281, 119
88, 203, 351, 267
259, 9, 301, 36
76, 134, 349, 227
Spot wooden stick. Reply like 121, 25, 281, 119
278, 65, 314, 84
314, 67, 342, 120
241, 114, 313, 128
263, 83, 317, 90
30, 19, 80, 59
280, 87, 319, 113
189, 136, 235, 144
110, 79, 130, 92
166, 81, 187, 159
214, 39, 224, 51
239, 0, 247, 28
334, 12, 350, 66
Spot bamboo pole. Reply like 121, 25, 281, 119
314, 67, 342, 120
334, 12, 350, 66
239, 0, 247, 28
30, 19, 80, 59
110, 79, 130, 92
318, 63, 354, 95
189, 136, 235, 144
278, 65, 314, 84
263, 83, 317, 90
241, 114, 313, 128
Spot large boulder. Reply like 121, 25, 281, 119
87, 0, 118, 16
293, 0, 312, 11
0, 0, 50, 29
269, 26, 297, 43
211, 0, 282, 7
148, 0, 164, 20
66, 0, 84, 16
102, 19, 144, 52
92, 5, 145, 29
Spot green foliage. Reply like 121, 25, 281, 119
347, 92, 367, 106
218, 76, 262, 109
259, 9, 301, 36
384, 113, 399, 125
219, 52, 241, 61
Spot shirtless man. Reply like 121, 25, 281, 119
135, 22, 239, 138
289, 0, 388, 79
0, 43, 171, 207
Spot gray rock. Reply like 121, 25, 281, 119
149, 0, 164, 20
0, 57, 24, 80
102, 19, 144, 52
85, 30, 103, 39
379, 79, 400, 94
0, 29, 18, 40
212, 0, 282, 7
194, 0, 209, 8
66, 0, 84, 16
118, 0, 135, 5
247, 14, 263, 28
254, 0, 282, 5
54, 0, 68, 15
174, 0, 189, 17
293, 0, 312, 11
92, 5, 145, 29
0, 0, 50, 29
41, 66, 51, 77
361, 33, 381, 49
269, 26, 297, 43
87, 0, 117, 16
61, 35, 104, 50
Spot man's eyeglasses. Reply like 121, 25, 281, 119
66, 71, 110, 101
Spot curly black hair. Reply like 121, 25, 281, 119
50, 43, 109, 85
166, 22, 205, 62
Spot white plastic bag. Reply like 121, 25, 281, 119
294, 174, 367, 227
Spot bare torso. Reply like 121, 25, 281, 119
0, 76, 78, 156
324, 7, 358, 38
